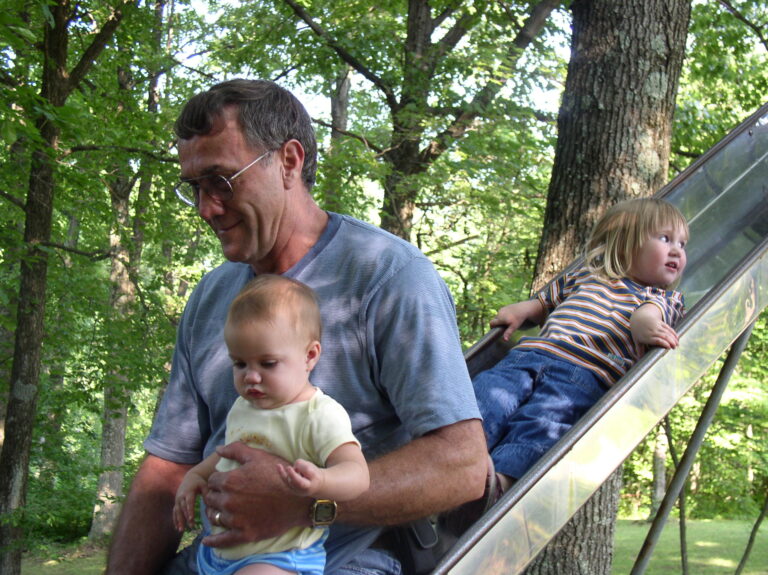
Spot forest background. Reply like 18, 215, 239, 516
0, 0, 766, 567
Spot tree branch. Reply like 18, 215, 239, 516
67, 0, 135, 98
424, 234, 480, 257
433, 7, 479, 63
40, 242, 112, 261
312, 118, 384, 154
421, 0, 561, 167
64, 145, 178, 163
0, 189, 25, 210
281, 0, 399, 111
718, 0, 768, 52
433, 0, 463, 30
41, 241, 112, 260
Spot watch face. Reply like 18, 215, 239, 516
313, 500, 337, 525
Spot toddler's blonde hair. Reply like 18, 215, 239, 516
585, 198, 688, 287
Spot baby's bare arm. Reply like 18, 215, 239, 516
278, 443, 369, 501
631, 303, 679, 350
173, 453, 220, 531
490, 299, 546, 341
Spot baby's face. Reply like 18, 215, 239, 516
225, 317, 318, 409
628, 224, 687, 288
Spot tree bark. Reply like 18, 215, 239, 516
88, 173, 134, 540
0, 140, 26, 454
526, 0, 690, 573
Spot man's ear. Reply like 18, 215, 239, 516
306, 340, 321, 371
279, 139, 305, 187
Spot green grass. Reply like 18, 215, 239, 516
613, 519, 767, 574
22, 542, 106, 575
20, 519, 767, 574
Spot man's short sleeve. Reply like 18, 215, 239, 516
367, 255, 480, 440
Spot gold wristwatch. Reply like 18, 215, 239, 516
310, 499, 337, 527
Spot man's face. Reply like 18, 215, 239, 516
178, 107, 286, 271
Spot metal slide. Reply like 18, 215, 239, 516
433, 101, 768, 575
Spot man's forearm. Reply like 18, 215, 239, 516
106, 455, 192, 574
338, 419, 487, 526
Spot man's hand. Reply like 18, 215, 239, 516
202, 442, 312, 548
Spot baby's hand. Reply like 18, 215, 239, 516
633, 319, 679, 349
173, 475, 207, 532
631, 303, 679, 350
490, 300, 543, 342
278, 459, 324, 496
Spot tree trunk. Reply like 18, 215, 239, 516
0, 140, 26, 453
0, 124, 58, 575
89, 175, 134, 540
0, 2, 127, 571
0, 6, 69, 571
89, 386, 129, 539
320, 65, 352, 214
526, 0, 690, 573
375, 0, 559, 241
90, 1, 163, 539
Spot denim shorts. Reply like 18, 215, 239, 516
196, 530, 327, 575
473, 349, 607, 480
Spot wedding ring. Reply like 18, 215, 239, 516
214, 511, 222, 526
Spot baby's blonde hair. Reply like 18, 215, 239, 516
585, 198, 688, 287
225, 274, 322, 343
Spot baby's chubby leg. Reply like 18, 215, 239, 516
235, 562, 295, 575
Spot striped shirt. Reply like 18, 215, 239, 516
517, 268, 685, 386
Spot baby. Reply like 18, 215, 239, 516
173, 274, 369, 575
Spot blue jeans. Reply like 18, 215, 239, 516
473, 349, 607, 480
331, 549, 402, 575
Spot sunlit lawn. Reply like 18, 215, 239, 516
22, 543, 106, 575
613, 519, 767, 574
21, 519, 767, 574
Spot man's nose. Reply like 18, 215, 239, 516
197, 188, 226, 219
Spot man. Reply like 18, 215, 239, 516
106, 79, 487, 575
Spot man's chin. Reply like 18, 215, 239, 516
220, 244, 247, 263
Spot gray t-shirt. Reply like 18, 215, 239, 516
145, 213, 479, 571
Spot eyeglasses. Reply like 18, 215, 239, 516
174, 150, 272, 207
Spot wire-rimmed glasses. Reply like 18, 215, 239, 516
174, 149, 272, 207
